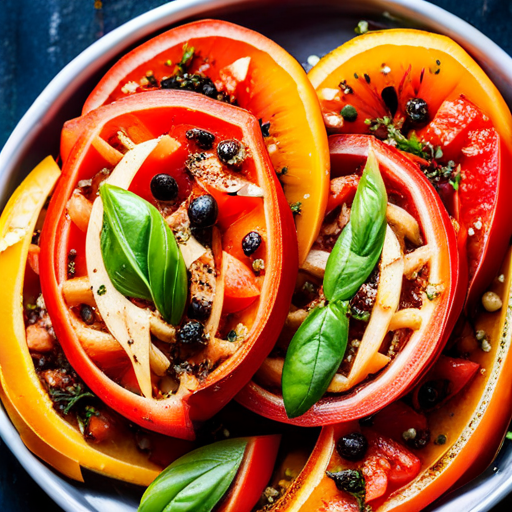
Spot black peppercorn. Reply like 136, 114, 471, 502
406, 98, 429, 124
417, 381, 442, 409
80, 304, 95, 325
188, 297, 212, 321
242, 231, 262, 257
186, 128, 215, 150
336, 432, 368, 461
150, 173, 179, 202
177, 321, 206, 346
217, 139, 246, 166
188, 195, 218, 228
190, 226, 212, 247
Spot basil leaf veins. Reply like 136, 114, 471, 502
138, 437, 247, 512
100, 183, 187, 325
282, 148, 387, 418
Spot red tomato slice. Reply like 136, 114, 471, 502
417, 96, 482, 161
205, 186, 261, 231
364, 430, 421, 488
128, 135, 193, 205
412, 355, 480, 411
363, 454, 391, 501
223, 252, 260, 314
418, 95, 503, 302
222, 205, 267, 265
217, 435, 281, 512
27, 244, 40, 275
326, 175, 360, 215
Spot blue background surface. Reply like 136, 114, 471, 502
1, 0, 512, 510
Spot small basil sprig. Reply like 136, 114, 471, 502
282, 149, 387, 418
100, 183, 187, 325
138, 438, 247, 512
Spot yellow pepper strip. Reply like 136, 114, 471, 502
0, 156, 162, 485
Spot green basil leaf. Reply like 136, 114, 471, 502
100, 183, 186, 324
147, 207, 188, 325
138, 438, 248, 512
282, 301, 349, 418
100, 184, 152, 300
324, 148, 387, 302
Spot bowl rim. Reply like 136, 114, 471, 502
1, 1, 512, 511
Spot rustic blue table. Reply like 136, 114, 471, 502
1, 0, 512, 510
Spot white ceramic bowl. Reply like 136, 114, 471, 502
1, 1, 512, 510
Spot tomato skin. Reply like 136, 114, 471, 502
237, 134, 464, 427
223, 252, 260, 314
40, 90, 298, 439
309, 30, 512, 312
217, 435, 281, 512
82, 19, 330, 267
416, 95, 509, 309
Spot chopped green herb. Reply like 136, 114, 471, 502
366, 117, 443, 160
341, 104, 358, 122
506, 432, 512, 441
290, 202, 302, 215
449, 168, 462, 191
425, 284, 441, 301
77, 405, 100, 434
97, 284, 107, 296
355, 20, 369, 35
165, 59, 172, 67
177, 43, 195, 75
326, 470, 367, 512
49, 384, 95, 415
423, 160, 456, 183
349, 306, 370, 322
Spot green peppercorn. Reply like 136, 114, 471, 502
341, 104, 358, 122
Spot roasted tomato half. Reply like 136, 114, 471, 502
237, 134, 464, 426
308, 28, 512, 310
251, 245, 512, 512
39, 90, 298, 440
80, 18, 329, 265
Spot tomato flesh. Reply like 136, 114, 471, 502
364, 430, 421, 488
223, 252, 260, 314
326, 175, 360, 214
371, 401, 428, 446
412, 355, 480, 411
